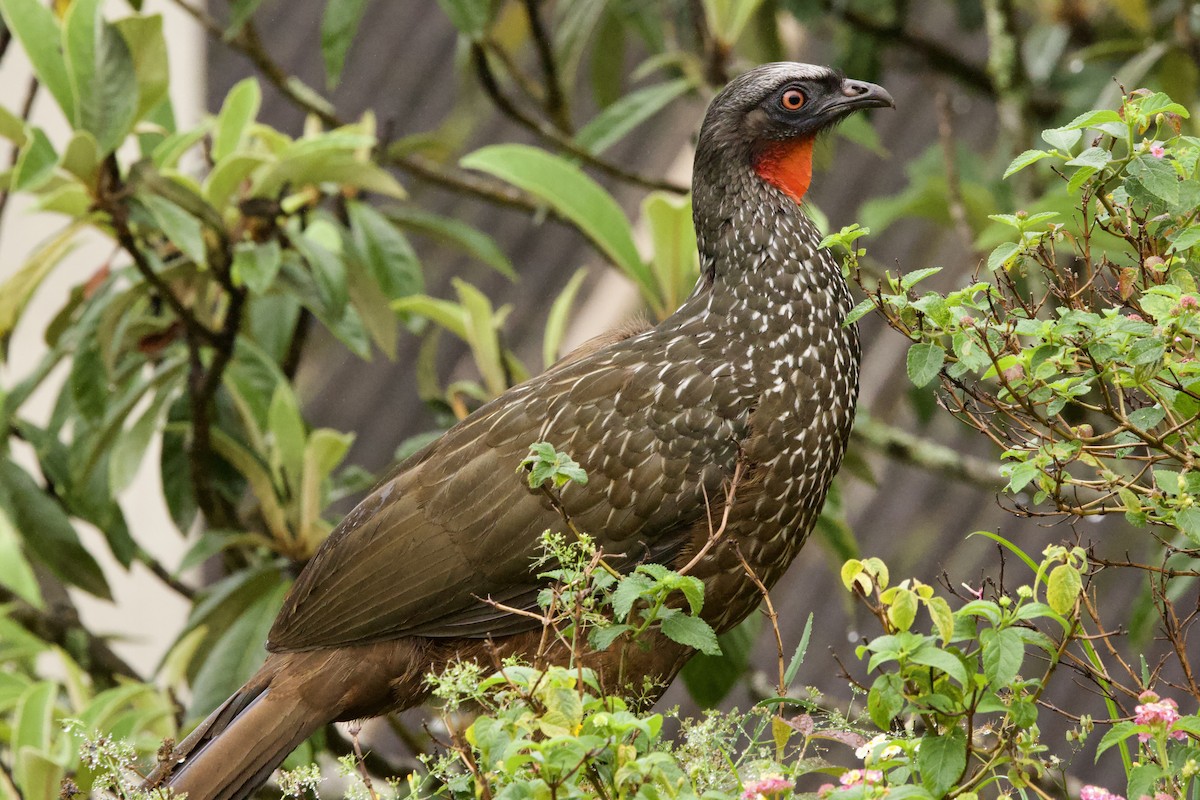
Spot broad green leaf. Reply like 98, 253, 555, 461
113, 13, 170, 122
299, 428, 353, 548
0, 105, 29, 144
460, 144, 658, 313
1041, 126, 1080, 151
1046, 563, 1081, 614
575, 79, 691, 155
346, 200, 423, 300
138, 193, 207, 265
0, 0, 74, 119
253, 141, 405, 199
385, 205, 516, 280
59, 130, 100, 183
210, 429, 290, 543
0, 458, 110, 599
152, 124, 210, 169
267, 381, 306, 489
1002, 149, 1049, 178
926, 596, 954, 644
1060, 109, 1122, 130
65, 1, 139, 154
659, 609, 721, 655
643, 191, 698, 312
987, 241, 1021, 271
203, 152, 268, 209
392, 294, 468, 339
454, 278, 508, 397
12, 128, 58, 192
917, 727, 967, 798
1065, 146, 1110, 169
908, 643, 968, 685
108, 385, 177, 494
288, 225, 349, 316
320, 0, 368, 88
1175, 507, 1200, 545
980, 626, 1024, 687
906, 342, 945, 387
542, 268, 587, 369
0, 222, 80, 355
213, 78, 261, 162
868, 672, 905, 728
231, 240, 283, 294
0, 504, 42, 608
1167, 226, 1200, 254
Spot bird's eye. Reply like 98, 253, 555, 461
780, 89, 805, 111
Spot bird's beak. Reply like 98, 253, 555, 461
824, 79, 895, 116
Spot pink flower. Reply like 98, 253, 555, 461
1134, 695, 1188, 742
839, 770, 884, 788
742, 775, 792, 799
1150, 143, 1166, 158
1181, 296, 1200, 311
817, 785, 836, 798
1127, 313, 1144, 322
1081, 785, 1124, 800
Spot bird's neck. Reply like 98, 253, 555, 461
752, 137, 815, 205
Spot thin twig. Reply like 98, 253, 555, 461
521, 0, 570, 132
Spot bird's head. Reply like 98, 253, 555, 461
694, 63, 894, 206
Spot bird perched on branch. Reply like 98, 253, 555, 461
149, 62, 893, 800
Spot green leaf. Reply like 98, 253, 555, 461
0, 504, 42, 608
1003, 149, 1050, 178
267, 382, 306, 489
12, 681, 57, 792
908, 643, 968, 685
460, 144, 658, 314
0, 0, 74, 120
980, 626, 1024, 688
987, 241, 1021, 271
0, 458, 110, 599
188, 580, 288, 720
1060, 109, 1123, 130
1167, 226, 1200, 254
108, 385, 176, 494
224, 0, 265, 36
1065, 146, 1111, 169
385, 205, 516, 280
0, 105, 29, 145
917, 727, 967, 799
611, 573, 653, 621
1041, 126, 1081, 151
1094, 721, 1138, 761
1175, 507, 1200, 545
783, 613, 813, 689
843, 298, 875, 326
299, 428, 352, 545
0, 223, 80, 357
231, 240, 283, 294
347, 201, 423, 300
900, 267, 942, 290
139, 193, 207, 265
542, 269, 587, 369
906, 342, 946, 387
643, 191, 698, 312
65, 1, 139, 154
1046, 563, 1081, 614
575, 79, 691, 155
12, 128, 58, 192
434, 0, 488, 37
113, 13, 170, 123
659, 609, 721, 655
212, 78, 261, 162
320, 0, 368, 88
701, 0, 767, 44
868, 672, 905, 729
926, 596, 954, 644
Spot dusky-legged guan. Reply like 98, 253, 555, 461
148, 62, 893, 800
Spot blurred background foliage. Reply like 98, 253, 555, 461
0, 0, 1197, 797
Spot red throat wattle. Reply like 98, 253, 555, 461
753, 137, 815, 204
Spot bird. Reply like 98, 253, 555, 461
148, 62, 893, 800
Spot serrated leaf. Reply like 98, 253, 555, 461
900, 267, 942, 290
1175, 507, 1200, 544
867, 672, 904, 728
1065, 146, 1111, 169
1061, 109, 1123, 130
917, 727, 967, 798
987, 241, 1021, 272
908, 643, 968, 685
843, 298, 875, 326
659, 610, 721, 655
906, 343, 945, 387
611, 573, 652, 621
1041, 126, 1081, 150
1046, 563, 1082, 614
980, 626, 1024, 687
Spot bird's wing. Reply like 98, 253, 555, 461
267, 332, 746, 652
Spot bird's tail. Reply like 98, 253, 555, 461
145, 671, 324, 800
